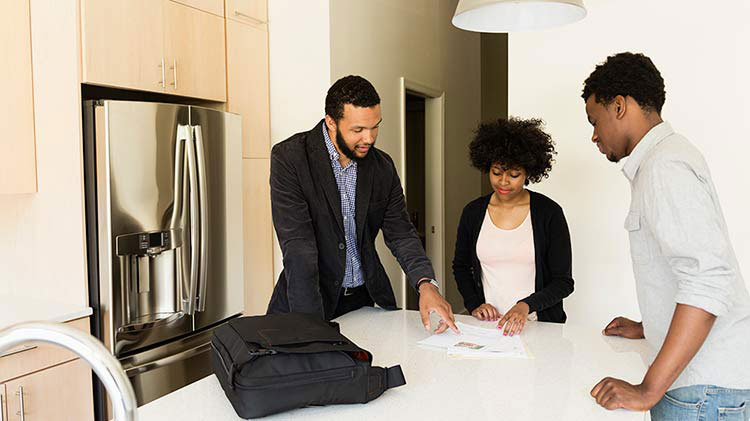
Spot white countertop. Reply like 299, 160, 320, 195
0, 295, 92, 329
139, 308, 652, 420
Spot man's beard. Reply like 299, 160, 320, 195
336, 127, 371, 162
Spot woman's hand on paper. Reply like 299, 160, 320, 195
497, 302, 530, 336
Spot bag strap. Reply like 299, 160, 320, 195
385, 365, 406, 388
366, 365, 406, 402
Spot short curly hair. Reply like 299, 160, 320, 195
325, 75, 380, 122
582, 52, 666, 114
469, 117, 556, 185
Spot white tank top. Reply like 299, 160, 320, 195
476, 209, 537, 321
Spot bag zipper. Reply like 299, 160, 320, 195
233, 367, 356, 390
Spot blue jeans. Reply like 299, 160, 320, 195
651, 385, 750, 421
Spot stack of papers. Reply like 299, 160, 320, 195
417, 322, 529, 359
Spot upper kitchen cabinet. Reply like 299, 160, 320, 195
172, 0, 224, 16
226, 0, 267, 24
163, 0, 226, 101
0, 0, 37, 194
80, 0, 165, 94
81, 0, 226, 102
226, 18, 269, 158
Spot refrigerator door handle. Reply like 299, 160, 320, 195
193, 125, 209, 312
170, 126, 188, 231
184, 126, 200, 316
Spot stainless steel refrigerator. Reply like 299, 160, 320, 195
82, 100, 244, 411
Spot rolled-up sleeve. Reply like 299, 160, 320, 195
644, 160, 736, 316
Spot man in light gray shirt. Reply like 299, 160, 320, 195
583, 52, 750, 420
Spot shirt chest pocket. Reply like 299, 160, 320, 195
624, 212, 651, 265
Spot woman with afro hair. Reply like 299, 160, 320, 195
452, 117, 574, 336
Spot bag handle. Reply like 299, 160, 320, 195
385, 366, 406, 389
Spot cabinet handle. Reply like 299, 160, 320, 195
1, 392, 5, 421
169, 59, 177, 90
15, 387, 24, 421
159, 58, 166, 88
233, 11, 265, 25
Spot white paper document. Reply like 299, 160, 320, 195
417, 322, 529, 359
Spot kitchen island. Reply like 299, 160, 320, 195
139, 307, 651, 420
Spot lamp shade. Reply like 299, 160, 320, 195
452, 0, 587, 32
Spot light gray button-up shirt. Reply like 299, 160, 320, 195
623, 121, 750, 390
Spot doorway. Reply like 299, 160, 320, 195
405, 93, 426, 310
399, 78, 445, 310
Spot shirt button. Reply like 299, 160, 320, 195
343, 216, 347, 221
338, 243, 345, 250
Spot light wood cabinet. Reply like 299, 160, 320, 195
80, 0, 165, 94
226, 18, 270, 158
4, 359, 93, 421
172, 0, 224, 16
1, 383, 7, 421
164, 0, 227, 101
0, 0, 37, 194
226, 0, 267, 24
243, 158, 274, 315
81, 0, 226, 101
0, 317, 93, 421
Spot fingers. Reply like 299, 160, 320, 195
604, 317, 621, 331
590, 378, 623, 410
477, 307, 487, 321
497, 312, 509, 329
498, 313, 525, 336
590, 378, 606, 397
488, 305, 500, 321
436, 306, 458, 333
434, 319, 448, 334
420, 307, 431, 331
603, 326, 623, 337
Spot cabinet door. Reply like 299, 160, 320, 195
243, 158, 274, 315
0, 0, 37, 194
226, 19, 270, 158
226, 0, 266, 24
164, 0, 227, 102
81, 0, 165, 93
5, 359, 93, 421
1, 383, 7, 421
171, 0, 224, 16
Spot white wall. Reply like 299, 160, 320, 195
509, 0, 750, 327
0, 1, 88, 312
329, 0, 482, 309
268, 1, 483, 309
268, 0, 332, 282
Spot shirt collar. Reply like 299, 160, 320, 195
322, 121, 356, 171
621, 121, 674, 181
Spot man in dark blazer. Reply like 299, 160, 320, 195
267, 75, 457, 333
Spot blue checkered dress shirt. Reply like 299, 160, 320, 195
322, 123, 365, 288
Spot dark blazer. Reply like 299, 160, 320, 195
452, 190, 574, 323
267, 120, 435, 320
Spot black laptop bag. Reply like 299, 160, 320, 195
210, 312, 406, 419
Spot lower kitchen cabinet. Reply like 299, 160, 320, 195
3, 359, 93, 421
0, 317, 93, 421
1, 384, 7, 421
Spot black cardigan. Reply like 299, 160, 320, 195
452, 190, 574, 323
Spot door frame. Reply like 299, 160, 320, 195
399, 77, 446, 304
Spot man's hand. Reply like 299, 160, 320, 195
418, 281, 458, 334
590, 377, 661, 411
497, 302, 530, 336
471, 303, 500, 321
603, 317, 645, 339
